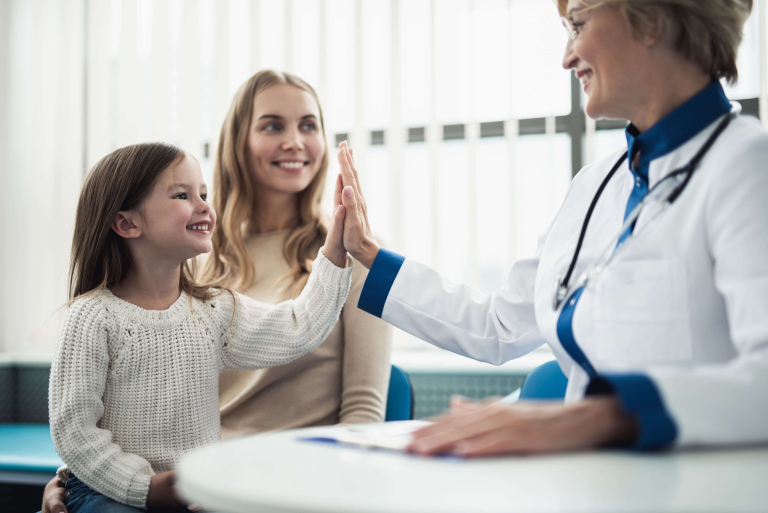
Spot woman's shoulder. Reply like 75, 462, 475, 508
701, 115, 768, 183
702, 115, 768, 202
721, 114, 768, 153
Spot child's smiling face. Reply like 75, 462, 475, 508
137, 155, 216, 261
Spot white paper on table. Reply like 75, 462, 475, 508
298, 420, 432, 451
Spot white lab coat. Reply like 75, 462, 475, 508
370, 113, 768, 448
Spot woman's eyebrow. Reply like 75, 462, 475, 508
257, 113, 318, 121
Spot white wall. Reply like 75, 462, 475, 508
0, 0, 8, 352
0, 0, 84, 353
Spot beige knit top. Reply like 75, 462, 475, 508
219, 230, 393, 438
49, 251, 352, 508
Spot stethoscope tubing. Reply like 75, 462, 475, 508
552, 112, 735, 311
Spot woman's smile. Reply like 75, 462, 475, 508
272, 159, 309, 174
577, 68, 593, 91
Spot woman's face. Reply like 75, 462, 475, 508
561, 0, 651, 121
246, 83, 326, 197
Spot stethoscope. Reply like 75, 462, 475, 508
552, 111, 736, 311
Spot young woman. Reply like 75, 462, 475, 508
337, 0, 767, 456
202, 70, 392, 438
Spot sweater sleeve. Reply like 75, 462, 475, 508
217, 248, 353, 369
49, 297, 153, 509
338, 257, 392, 424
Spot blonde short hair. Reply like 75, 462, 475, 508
557, 0, 753, 83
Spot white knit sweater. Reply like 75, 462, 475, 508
49, 250, 352, 509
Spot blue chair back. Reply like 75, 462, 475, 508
385, 365, 414, 421
519, 360, 568, 401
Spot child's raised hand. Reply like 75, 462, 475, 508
321, 173, 348, 268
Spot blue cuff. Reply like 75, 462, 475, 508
587, 373, 678, 450
358, 249, 406, 318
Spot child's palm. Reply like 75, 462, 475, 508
322, 173, 348, 268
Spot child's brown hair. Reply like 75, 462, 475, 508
69, 142, 219, 301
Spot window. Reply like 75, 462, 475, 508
3, 0, 765, 356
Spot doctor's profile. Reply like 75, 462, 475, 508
337, 0, 768, 456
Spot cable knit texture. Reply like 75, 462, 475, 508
49, 250, 352, 509
219, 229, 392, 436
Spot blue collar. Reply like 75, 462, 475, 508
625, 81, 732, 178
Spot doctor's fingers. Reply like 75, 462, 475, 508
419, 400, 512, 436
341, 186, 363, 227
337, 142, 359, 191
423, 410, 563, 457
410, 406, 515, 455
453, 427, 543, 457
448, 396, 495, 414
410, 404, 491, 442
454, 419, 608, 457
342, 142, 362, 187
338, 143, 369, 214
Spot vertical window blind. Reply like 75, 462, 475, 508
1, 0, 766, 354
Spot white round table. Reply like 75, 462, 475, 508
177, 424, 768, 513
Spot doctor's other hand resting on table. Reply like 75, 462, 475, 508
337, 0, 768, 457
335, 142, 638, 456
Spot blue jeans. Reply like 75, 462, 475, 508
63, 475, 143, 513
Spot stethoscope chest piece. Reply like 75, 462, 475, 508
553, 275, 567, 311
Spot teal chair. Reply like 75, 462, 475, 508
0, 423, 63, 485
385, 365, 414, 421
519, 360, 568, 401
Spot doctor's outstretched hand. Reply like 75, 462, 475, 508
336, 141, 381, 268
407, 395, 638, 457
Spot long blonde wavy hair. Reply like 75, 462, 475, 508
200, 70, 330, 296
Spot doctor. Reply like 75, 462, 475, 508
335, 0, 768, 456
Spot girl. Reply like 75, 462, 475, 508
202, 70, 392, 436
49, 142, 352, 511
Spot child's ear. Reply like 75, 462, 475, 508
111, 211, 142, 239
